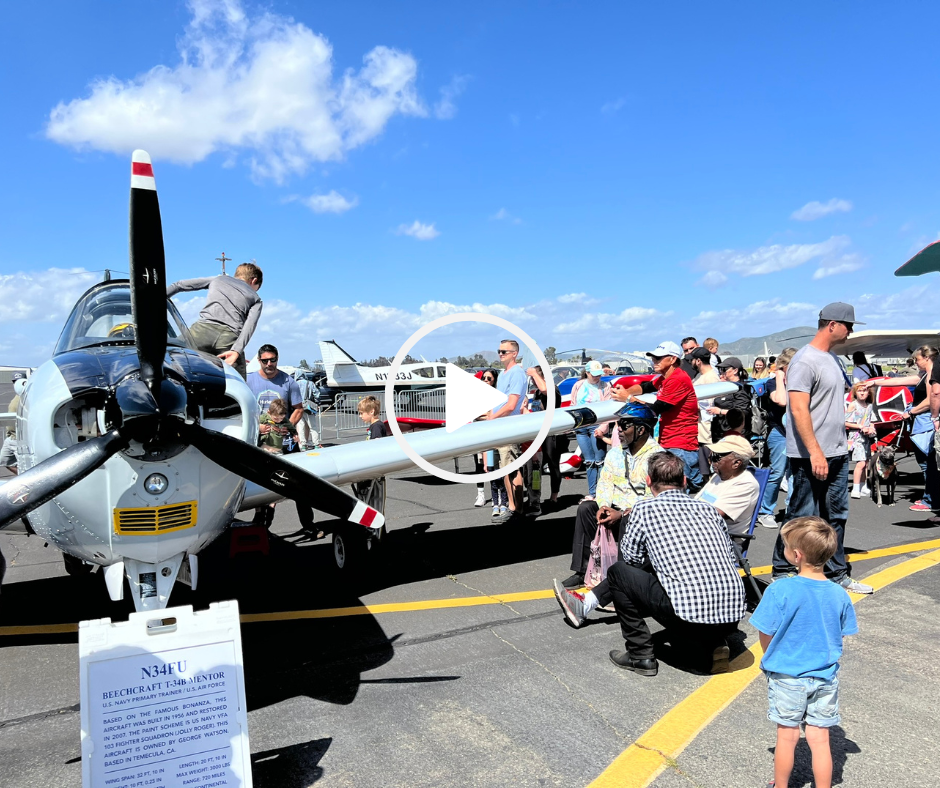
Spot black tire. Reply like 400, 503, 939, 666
332, 524, 367, 573
63, 553, 94, 576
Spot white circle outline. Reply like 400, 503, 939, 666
384, 313, 555, 484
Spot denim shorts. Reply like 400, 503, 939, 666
766, 672, 840, 728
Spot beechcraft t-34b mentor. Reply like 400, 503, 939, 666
2, 150, 671, 613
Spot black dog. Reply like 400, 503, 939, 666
868, 445, 898, 507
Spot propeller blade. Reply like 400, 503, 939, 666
0, 431, 127, 530
181, 424, 384, 529
129, 150, 167, 392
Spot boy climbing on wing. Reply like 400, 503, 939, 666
167, 261, 263, 378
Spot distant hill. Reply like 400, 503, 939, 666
446, 350, 499, 364
720, 326, 815, 358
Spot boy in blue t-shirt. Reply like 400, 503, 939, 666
750, 516, 858, 788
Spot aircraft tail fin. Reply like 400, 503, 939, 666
318, 340, 359, 385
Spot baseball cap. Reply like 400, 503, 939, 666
11, 372, 25, 381
819, 302, 865, 325
689, 347, 711, 361
715, 356, 744, 370
585, 360, 604, 375
705, 435, 755, 459
646, 341, 682, 359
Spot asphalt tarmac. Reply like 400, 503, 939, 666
1, 438, 939, 787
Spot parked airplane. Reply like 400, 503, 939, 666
0, 151, 649, 613
318, 339, 448, 393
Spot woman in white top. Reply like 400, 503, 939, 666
569, 360, 612, 501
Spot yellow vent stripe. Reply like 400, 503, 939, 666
113, 501, 198, 535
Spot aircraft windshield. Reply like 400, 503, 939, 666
54, 282, 194, 355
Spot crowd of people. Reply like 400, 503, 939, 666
468, 301, 938, 788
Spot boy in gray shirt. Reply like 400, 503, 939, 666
771, 302, 873, 594
167, 262, 262, 378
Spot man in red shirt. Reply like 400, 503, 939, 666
613, 341, 703, 491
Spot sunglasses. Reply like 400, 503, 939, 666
710, 451, 730, 461
483, 376, 495, 381
260, 358, 278, 365
497, 349, 515, 355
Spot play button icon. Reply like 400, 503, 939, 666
444, 363, 508, 433
383, 312, 555, 485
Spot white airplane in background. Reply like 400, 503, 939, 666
3, 150, 689, 614
318, 339, 447, 391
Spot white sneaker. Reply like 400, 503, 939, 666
780, 477, 789, 493
851, 489, 861, 499
860, 485, 870, 497
758, 513, 778, 529
838, 576, 874, 595
492, 506, 500, 518
474, 489, 486, 507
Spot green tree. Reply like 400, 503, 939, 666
298, 358, 310, 369
542, 346, 557, 364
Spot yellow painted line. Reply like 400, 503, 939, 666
4, 536, 940, 637
588, 547, 940, 788
746, 536, 940, 576
239, 589, 554, 623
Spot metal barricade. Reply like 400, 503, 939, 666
324, 387, 448, 441
394, 386, 446, 422
328, 391, 388, 440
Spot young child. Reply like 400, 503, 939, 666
166, 261, 263, 378
750, 517, 858, 788
259, 398, 299, 454
354, 396, 389, 511
255, 399, 317, 533
846, 383, 876, 499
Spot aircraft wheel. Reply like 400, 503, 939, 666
63, 553, 94, 576
332, 525, 367, 573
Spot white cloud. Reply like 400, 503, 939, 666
434, 75, 470, 120
812, 254, 864, 280
555, 307, 668, 335
490, 208, 522, 225
791, 198, 853, 221
697, 270, 728, 288
601, 97, 625, 114
694, 235, 852, 285
301, 190, 358, 214
396, 220, 440, 240
0, 268, 100, 324
45, 0, 429, 182
684, 299, 819, 336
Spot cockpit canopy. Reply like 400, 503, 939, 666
54, 281, 194, 355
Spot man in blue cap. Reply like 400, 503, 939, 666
771, 302, 874, 595
560, 403, 663, 588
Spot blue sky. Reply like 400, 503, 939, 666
2, 0, 938, 366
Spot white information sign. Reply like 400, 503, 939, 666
79, 601, 251, 788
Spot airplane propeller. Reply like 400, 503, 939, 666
0, 151, 383, 534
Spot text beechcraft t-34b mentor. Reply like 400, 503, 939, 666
0, 151, 735, 614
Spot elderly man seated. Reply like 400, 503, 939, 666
695, 435, 761, 539
553, 452, 746, 677
561, 403, 663, 589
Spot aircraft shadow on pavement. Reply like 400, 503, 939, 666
251, 737, 331, 787
769, 725, 860, 786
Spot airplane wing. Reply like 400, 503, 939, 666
896, 241, 940, 277
839, 330, 940, 358
240, 382, 738, 509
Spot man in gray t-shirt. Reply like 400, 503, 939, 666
772, 302, 873, 595
785, 344, 848, 459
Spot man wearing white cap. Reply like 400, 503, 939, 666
614, 341, 703, 492
695, 435, 760, 537
770, 302, 873, 594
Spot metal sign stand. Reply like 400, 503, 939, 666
79, 600, 251, 788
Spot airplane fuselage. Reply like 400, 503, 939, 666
13, 340, 259, 609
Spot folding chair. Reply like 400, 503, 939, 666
732, 466, 771, 606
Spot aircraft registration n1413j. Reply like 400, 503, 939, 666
0, 151, 735, 613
